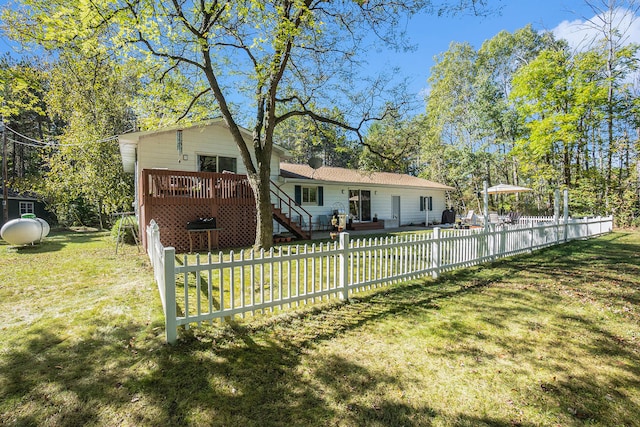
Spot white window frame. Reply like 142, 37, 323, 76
301, 186, 318, 205
19, 201, 35, 215
198, 154, 237, 173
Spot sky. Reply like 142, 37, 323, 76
372, 0, 640, 104
1, 0, 639, 113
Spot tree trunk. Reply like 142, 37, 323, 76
563, 143, 571, 187
247, 158, 274, 251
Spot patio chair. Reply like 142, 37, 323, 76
488, 212, 502, 226
317, 214, 330, 231
294, 215, 310, 231
462, 210, 478, 226
503, 211, 521, 225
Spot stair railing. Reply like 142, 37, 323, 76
270, 180, 312, 239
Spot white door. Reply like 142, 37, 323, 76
392, 196, 400, 224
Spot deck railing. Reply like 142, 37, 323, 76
142, 169, 253, 204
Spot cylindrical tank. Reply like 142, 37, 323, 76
1, 217, 50, 246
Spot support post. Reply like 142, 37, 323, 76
486, 224, 498, 262
1, 120, 8, 224
431, 227, 441, 279
563, 189, 569, 242
529, 221, 534, 253
339, 232, 350, 301
483, 181, 489, 232
554, 188, 560, 244
164, 246, 178, 344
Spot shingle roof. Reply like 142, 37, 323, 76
0, 188, 39, 200
280, 163, 454, 190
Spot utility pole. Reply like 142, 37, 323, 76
1, 119, 8, 224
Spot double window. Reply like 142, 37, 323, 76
198, 155, 237, 173
294, 185, 323, 206
19, 201, 34, 215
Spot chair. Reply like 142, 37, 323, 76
503, 211, 521, 225
294, 215, 309, 231
462, 210, 477, 226
488, 212, 501, 225
317, 214, 330, 231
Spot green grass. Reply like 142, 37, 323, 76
1, 230, 639, 426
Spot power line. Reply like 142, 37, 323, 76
3, 124, 129, 147
4, 125, 49, 144
7, 137, 55, 149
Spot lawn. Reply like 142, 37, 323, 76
0, 230, 638, 426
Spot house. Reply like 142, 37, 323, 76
0, 188, 52, 228
118, 119, 453, 251
278, 163, 452, 230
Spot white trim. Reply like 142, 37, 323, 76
19, 201, 35, 215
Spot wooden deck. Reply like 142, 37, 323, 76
138, 169, 311, 251
347, 220, 384, 231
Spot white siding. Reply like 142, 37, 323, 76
278, 181, 449, 228
137, 124, 281, 179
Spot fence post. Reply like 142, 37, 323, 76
529, 221, 534, 253
584, 216, 589, 239
164, 246, 178, 344
563, 189, 569, 242
339, 232, 350, 301
431, 227, 441, 279
148, 219, 158, 260
598, 216, 602, 236
487, 224, 498, 262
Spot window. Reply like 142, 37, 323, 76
19, 201, 34, 215
294, 185, 323, 206
420, 196, 433, 211
302, 186, 317, 204
198, 155, 237, 173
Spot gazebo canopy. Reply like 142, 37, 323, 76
486, 184, 532, 195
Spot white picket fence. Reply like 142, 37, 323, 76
147, 216, 613, 343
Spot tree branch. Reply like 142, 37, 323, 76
175, 88, 212, 122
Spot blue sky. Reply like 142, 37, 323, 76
2, 0, 638, 113
373, 0, 640, 103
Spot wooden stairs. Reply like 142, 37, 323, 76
270, 180, 312, 241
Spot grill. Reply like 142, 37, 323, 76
186, 217, 217, 230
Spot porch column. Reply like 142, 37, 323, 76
483, 181, 489, 232
563, 189, 569, 242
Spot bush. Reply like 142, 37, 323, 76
110, 217, 139, 245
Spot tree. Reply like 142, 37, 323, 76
475, 25, 559, 187
359, 110, 423, 174
3, 0, 495, 249
0, 55, 54, 222
581, 0, 640, 207
37, 53, 137, 228
273, 107, 360, 168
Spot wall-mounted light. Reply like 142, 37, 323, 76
341, 189, 344, 194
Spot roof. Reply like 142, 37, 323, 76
280, 163, 454, 191
0, 188, 39, 200
118, 118, 290, 173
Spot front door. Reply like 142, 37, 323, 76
349, 189, 372, 221
392, 196, 400, 223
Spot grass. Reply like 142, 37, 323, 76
1, 229, 639, 426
